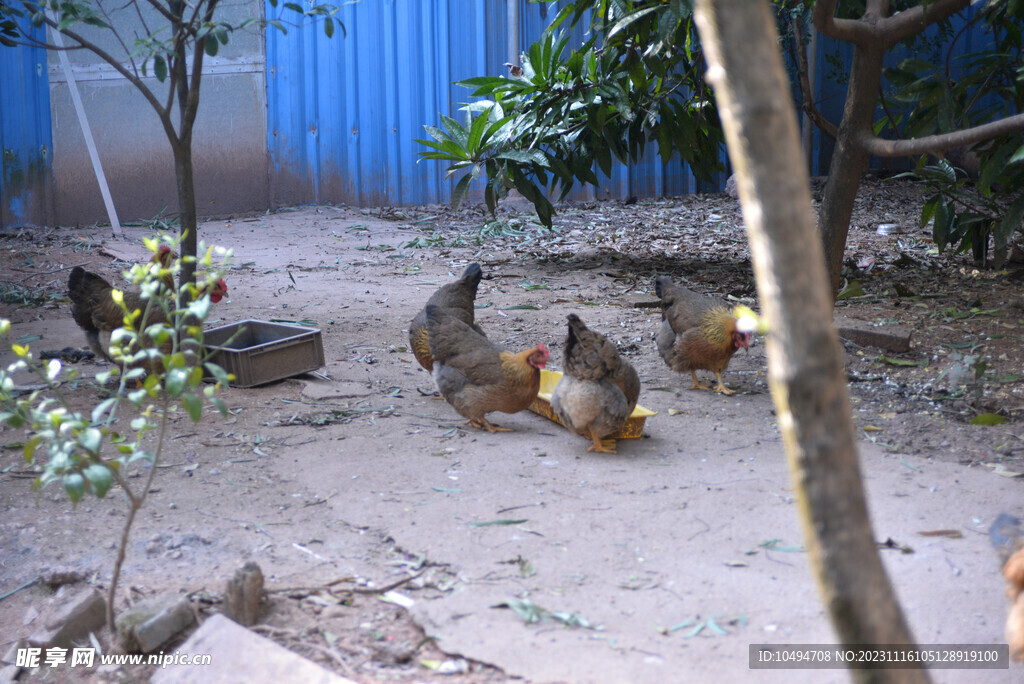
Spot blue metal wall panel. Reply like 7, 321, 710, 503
265, 0, 717, 209
0, 21, 54, 228
266, 2, 998, 210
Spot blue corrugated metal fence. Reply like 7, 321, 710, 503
264, 0, 717, 210
0, 18, 53, 227
0, 2, 1003, 226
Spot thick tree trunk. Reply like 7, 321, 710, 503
818, 44, 885, 296
692, 2, 927, 682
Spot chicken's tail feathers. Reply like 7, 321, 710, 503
654, 275, 673, 299
462, 262, 483, 287
67, 266, 86, 292
67, 266, 109, 302
565, 313, 587, 350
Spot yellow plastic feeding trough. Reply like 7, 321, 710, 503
528, 369, 657, 439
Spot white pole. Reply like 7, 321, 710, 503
46, 12, 122, 236
507, 0, 519, 67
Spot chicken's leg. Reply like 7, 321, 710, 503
469, 418, 513, 433
689, 371, 712, 391
713, 372, 735, 395
587, 430, 617, 454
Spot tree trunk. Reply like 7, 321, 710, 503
692, 2, 927, 681
818, 43, 886, 295
173, 142, 199, 287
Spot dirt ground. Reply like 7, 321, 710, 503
1, 178, 1023, 683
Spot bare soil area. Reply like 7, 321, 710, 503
1, 179, 1023, 683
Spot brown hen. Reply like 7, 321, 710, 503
551, 314, 640, 453
425, 304, 549, 432
654, 275, 750, 395
68, 246, 227, 375
409, 263, 484, 371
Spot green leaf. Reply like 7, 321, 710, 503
876, 355, 929, 368
64, 473, 85, 503
182, 393, 203, 423
495, 149, 550, 167
836, 281, 864, 299
933, 201, 951, 252
210, 396, 229, 417
324, 16, 334, 38
997, 194, 1024, 245
165, 367, 189, 397
465, 109, 491, 156
451, 173, 472, 211
1008, 143, 1024, 165
970, 413, 1007, 426
91, 397, 118, 425
978, 141, 1014, 195
468, 519, 528, 527
440, 115, 469, 149
79, 427, 102, 454
153, 55, 167, 82
204, 37, 219, 57
23, 435, 41, 462
84, 464, 112, 498
203, 362, 230, 386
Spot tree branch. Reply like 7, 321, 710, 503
182, 0, 219, 138
93, 2, 137, 78
812, 0, 869, 45
792, 19, 837, 141
879, 0, 970, 47
141, 0, 180, 27
857, 113, 1024, 157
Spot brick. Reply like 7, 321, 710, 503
835, 317, 912, 353
117, 594, 194, 654
27, 587, 106, 650
150, 614, 355, 684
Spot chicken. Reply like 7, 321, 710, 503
425, 304, 549, 432
990, 513, 1024, 661
409, 263, 485, 371
550, 314, 640, 453
654, 275, 750, 395
68, 246, 227, 375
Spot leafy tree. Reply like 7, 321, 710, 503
423, 0, 1024, 296
798, 0, 1024, 291
0, 0, 341, 285
417, 0, 725, 225
879, 1, 1024, 267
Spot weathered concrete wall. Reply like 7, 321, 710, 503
47, 0, 267, 226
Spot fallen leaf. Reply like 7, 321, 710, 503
970, 413, 1007, 426
917, 529, 963, 539
985, 464, 1024, 478
469, 519, 528, 527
